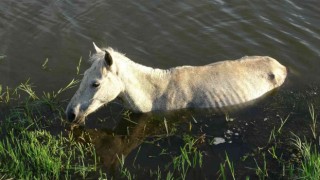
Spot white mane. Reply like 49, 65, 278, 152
90, 47, 170, 79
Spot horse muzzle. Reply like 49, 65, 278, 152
65, 103, 86, 123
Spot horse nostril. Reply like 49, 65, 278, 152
66, 109, 76, 122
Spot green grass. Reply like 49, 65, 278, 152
290, 134, 320, 179
172, 135, 203, 180
277, 113, 291, 134
0, 78, 99, 179
0, 85, 13, 103
235, 104, 319, 180
1, 68, 203, 179
253, 153, 269, 180
113, 134, 203, 180
117, 154, 135, 180
0, 57, 319, 179
1, 80, 319, 180
218, 153, 236, 180
0, 130, 98, 179
308, 104, 317, 139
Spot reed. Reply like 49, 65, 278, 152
218, 153, 236, 180
172, 135, 203, 180
308, 104, 318, 139
290, 134, 320, 179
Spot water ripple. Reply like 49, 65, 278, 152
0, 0, 319, 87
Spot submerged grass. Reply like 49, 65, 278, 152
113, 134, 203, 180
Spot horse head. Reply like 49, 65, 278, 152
66, 43, 124, 123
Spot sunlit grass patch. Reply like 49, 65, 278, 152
289, 134, 320, 179
0, 130, 98, 179
0, 76, 100, 179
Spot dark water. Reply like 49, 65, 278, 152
0, 1, 319, 90
1, 0, 320, 178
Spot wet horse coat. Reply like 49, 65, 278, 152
66, 44, 287, 123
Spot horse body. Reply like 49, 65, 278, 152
66, 44, 287, 123
118, 55, 286, 112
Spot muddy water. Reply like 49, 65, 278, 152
1, 0, 320, 178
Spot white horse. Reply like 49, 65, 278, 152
66, 43, 287, 123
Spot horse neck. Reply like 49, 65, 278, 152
116, 57, 171, 111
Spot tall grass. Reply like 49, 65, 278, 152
218, 153, 236, 180
290, 134, 320, 179
277, 113, 291, 134
0, 76, 99, 179
308, 104, 318, 139
172, 135, 203, 180
116, 154, 134, 180
0, 129, 98, 179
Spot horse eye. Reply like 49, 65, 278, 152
268, 73, 275, 80
91, 82, 100, 88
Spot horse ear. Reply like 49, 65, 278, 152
104, 50, 113, 66
93, 42, 102, 53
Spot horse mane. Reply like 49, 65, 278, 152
89, 47, 170, 77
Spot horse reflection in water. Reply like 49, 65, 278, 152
72, 111, 191, 172
66, 43, 287, 124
